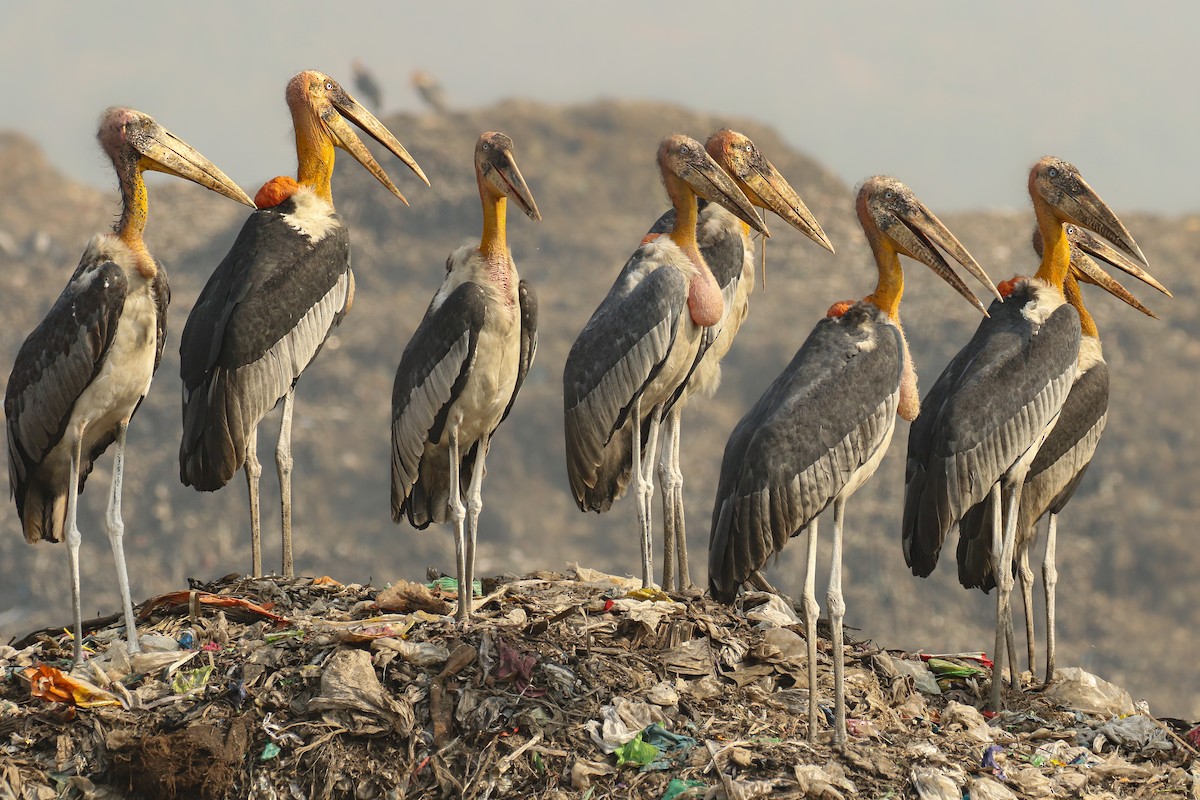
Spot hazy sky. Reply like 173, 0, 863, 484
1, 2, 1194, 213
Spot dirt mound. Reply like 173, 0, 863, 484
1, 571, 1195, 798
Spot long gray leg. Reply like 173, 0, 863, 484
277, 387, 295, 578
464, 434, 490, 619
992, 482, 1023, 710
1043, 512, 1059, 685
670, 408, 690, 589
66, 433, 85, 667
105, 421, 139, 655
986, 483, 1004, 708
802, 518, 820, 743
1018, 547, 1036, 681
633, 401, 664, 588
658, 407, 683, 591
447, 431, 468, 622
245, 428, 262, 578
827, 497, 848, 745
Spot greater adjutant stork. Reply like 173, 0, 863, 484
180, 71, 428, 579
902, 157, 1149, 711
640, 130, 835, 591
391, 132, 541, 622
956, 224, 1168, 685
5, 107, 253, 664
708, 177, 997, 743
563, 134, 768, 589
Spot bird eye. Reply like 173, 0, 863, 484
482, 142, 490, 151
1066, 225, 1076, 234
1048, 167, 1058, 178
325, 82, 334, 91
885, 190, 893, 199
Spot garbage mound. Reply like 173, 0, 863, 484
1, 567, 1196, 799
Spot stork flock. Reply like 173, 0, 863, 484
4, 70, 1170, 743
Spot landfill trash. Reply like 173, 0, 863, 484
910, 766, 962, 800
661, 777, 706, 800
1082, 713, 1175, 756
646, 680, 680, 706
22, 665, 122, 708
793, 763, 857, 799
1043, 666, 1136, 717
0, 568, 1192, 799
964, 775, 1017, 800
741, 592, 801, 628
893, 658, 942, 695
941, 700, 994, 743
375, 578, 453, 614
614, 732, 659, 766
307, 648, 414, 735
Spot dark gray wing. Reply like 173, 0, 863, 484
709, 303, 902, 602
5, 257, 127, 541
563, 252, 689, 511
391, 282, 488, 524
499, 279, 537, 425
903, 286, 1082, 577
179, 203, 351, 491
956, 358, 1109, 591
151, 262, 170, 372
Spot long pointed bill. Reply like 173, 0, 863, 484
137, 125, 254, 208
906, 199, 1000, 303
329, 94, 429, 204
1070, 252, 1157, 318
1055, 175, 1148, 267
495, 149, 541, 221
685, 153, 769, 237
1067, 226, 1171, 298
888, 216, 990, 316
743, 160, 834, 253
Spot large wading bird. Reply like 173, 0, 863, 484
956, 224, 1168, 685
180, 71, 428, 579
902, 157, 1149, 711
636, 130, 834, 591
391, 132, 541, 622
5, 108, 253, 665
708, 177, 997, 744
563, 134, 768, 589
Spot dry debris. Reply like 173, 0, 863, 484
1, 567, 1194, 799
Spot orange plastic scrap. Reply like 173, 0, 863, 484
139, 590, 291, 625
24, 665, 122, 708
312, 576, 342, 587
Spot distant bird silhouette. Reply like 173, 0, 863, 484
5, 107, 252, 665
352, 59, 383, 111
412, 70, 448, 113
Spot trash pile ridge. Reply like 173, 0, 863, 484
1, 566, 1196, 799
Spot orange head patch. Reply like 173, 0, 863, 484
997, 276, 1026, 298
826, 300, 854, 318
255, 176, 300, 209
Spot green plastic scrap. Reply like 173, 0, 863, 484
925, 657, 984, 677
170, 665, 214, 695
661, 778, 706, 800
425, 576, 483, 597
614, 732, 660, 767
259, 742, 281, 762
